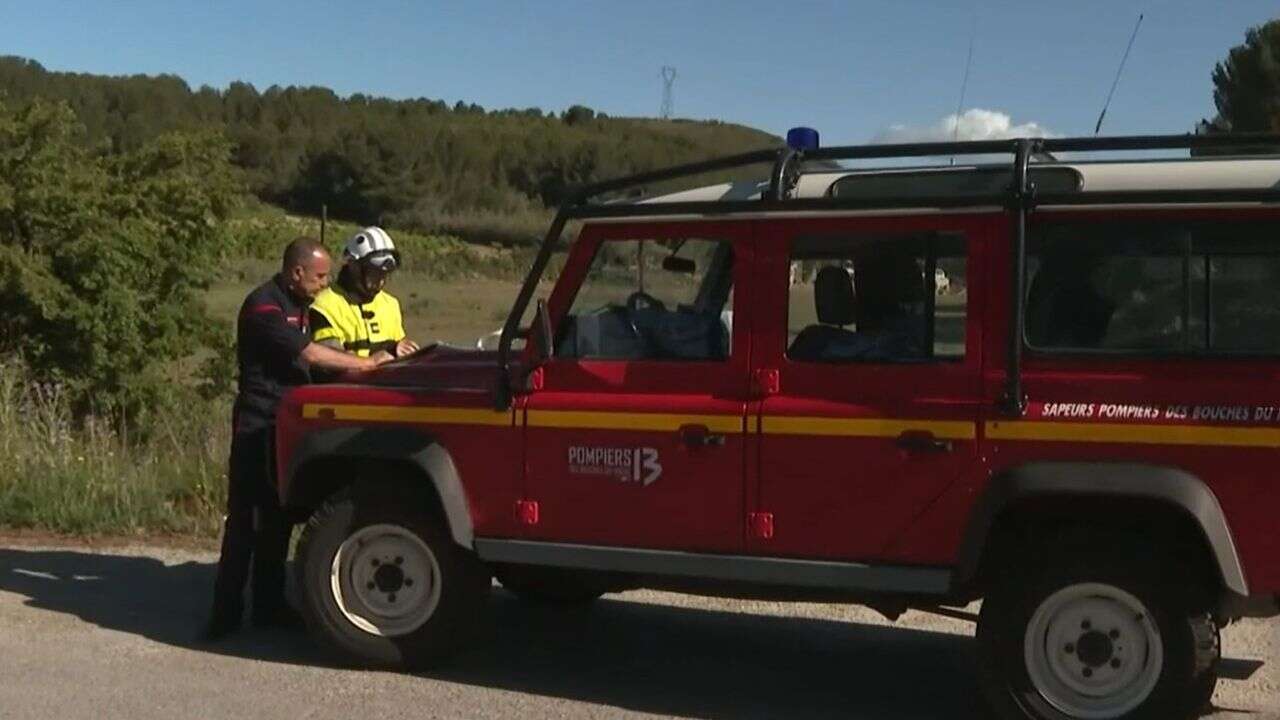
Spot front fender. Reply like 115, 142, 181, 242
282, 426, 475, 549
955, 462, 1247, 597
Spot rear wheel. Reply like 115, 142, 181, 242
295, 489, 489, 669
977, 549, 1219, 720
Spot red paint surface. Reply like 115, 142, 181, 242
272, 208, 1280, 597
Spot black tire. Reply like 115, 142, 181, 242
494, 565, 609, 605
295, 488, 490, 669
976, 547, 1218, 720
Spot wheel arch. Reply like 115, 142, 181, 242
955, 462, 1247, 599
282, 426, 475, 549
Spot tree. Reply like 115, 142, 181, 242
0, 55, 780, 245
562, 105, 596, 126
1206, 20, 1280, 133
0, 99, 240, 421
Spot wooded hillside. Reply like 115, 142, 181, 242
0, 56, 778, 244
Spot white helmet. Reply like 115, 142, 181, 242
343, 226, 400, 271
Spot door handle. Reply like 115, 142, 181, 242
895, 430, 952, 453
679, 423, 725, 448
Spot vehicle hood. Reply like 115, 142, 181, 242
354, 342, 505, 392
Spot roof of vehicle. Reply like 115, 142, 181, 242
636, 156, 1280, 207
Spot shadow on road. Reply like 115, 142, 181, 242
0, 546, 992, 718
444, 593, 988, 719
0, 547, 319, 665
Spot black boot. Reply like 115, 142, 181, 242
198, 605, 243, 642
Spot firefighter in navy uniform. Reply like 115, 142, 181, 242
310, 226, 420, 363
201, 237, 392, 642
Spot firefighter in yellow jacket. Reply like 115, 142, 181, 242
310, 226, 420, 361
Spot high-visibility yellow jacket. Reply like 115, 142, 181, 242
309, 285, 406, 357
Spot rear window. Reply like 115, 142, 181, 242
1026, 220, 1280, 355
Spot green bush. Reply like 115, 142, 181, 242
0, 98, 240, 420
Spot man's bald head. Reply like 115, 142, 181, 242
283, 237, 328, 272
281, 237, 332, 302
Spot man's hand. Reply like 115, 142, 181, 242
371, 350, 396, 365
396, 338, 420, 357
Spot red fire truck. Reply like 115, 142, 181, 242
275, 130, 1280, 720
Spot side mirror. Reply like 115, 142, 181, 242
534, 298, 555, 362
662, 256, 696, 274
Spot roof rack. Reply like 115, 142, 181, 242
495, 133, 1280, 412
560, 133, 1280, 218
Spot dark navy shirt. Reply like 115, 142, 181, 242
233, 275, 312, 433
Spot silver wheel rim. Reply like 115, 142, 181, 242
330, 523, 442, 637
1024, 582, 1163, 719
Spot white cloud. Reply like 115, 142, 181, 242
873, 109, 1056, 144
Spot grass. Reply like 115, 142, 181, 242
0, 359, 228, 537
222, 205, 535, 281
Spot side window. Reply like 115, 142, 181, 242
557, 238, 734, 361
786, 233, 967, 363
1026, 220, 1280, 354
1210, 255, 1280, 351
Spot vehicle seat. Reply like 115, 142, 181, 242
639, 308, 727, 360
557, 309, 648, 359
788, 266, 859, 361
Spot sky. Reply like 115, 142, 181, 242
2, 1, 1277, 145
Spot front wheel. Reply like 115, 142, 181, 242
977, 552, 1218, 720
295, 489, 490, 669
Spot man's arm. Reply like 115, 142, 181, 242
308, 306, 394, 365
301, 342, 387, 372
243, 302, 387, 374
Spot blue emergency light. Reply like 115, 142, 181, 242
786, 126, 820, 151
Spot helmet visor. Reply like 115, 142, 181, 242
363, 251, 399, 272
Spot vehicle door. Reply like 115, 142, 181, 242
747, 214, 990, 561
523, 221, 752, 553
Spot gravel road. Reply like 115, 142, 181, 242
0, 542, 1275, 719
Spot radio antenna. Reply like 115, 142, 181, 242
950, 8, 977, 165
1094, 13, 1144, 135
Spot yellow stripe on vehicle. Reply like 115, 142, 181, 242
760, 416, 976, 440
302, 404, 513, 427
526, 410, 744, 434
986, 420, 1280, 448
